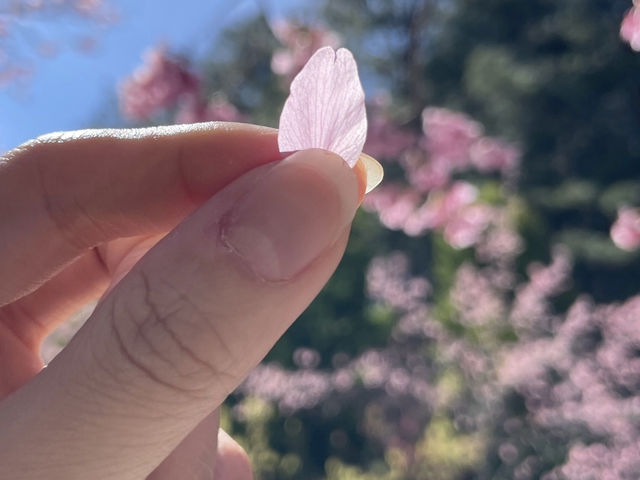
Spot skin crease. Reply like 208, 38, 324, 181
0, 123, 368, 480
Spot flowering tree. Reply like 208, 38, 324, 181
0, 0, 114, 87
93, 0, 640, 478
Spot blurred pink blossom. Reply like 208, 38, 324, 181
556, 442, 640, 480
443, 204, 494, 249
621, 5, 640, 51
597, 295, 640, 393
365, 105, 521, 249
293, 347, 321, 369
364, 106, 417, 160
365, 180, 492, 247
510, 247, 572, 334
362, 184, 421, 231
417, 181, 478, 228
611, 206, 640, 251
443, 338, 492, 382
500, 265, 640, 480
366, 252, 430, 311
119, 46, 200, 121
241, 363, 331, 413
271, 20, 340, 79
401, 148, 452, 192
241, 346, 435, 415
469, 136, 520, 173
476, 214, 523, 263
451, 263, 505, 325
404, 182, 484, 241
393, 305, 441, 340
421, 107, 483, 168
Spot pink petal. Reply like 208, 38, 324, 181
278, 46, 367, 167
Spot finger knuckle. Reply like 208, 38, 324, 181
107, 270, 240, 398
11, 138, 102, 252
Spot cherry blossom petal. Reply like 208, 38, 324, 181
278, 46, 367, 168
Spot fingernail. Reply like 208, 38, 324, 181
220, 149, 359, 281
359, 153, 384, 193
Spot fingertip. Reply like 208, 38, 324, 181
221, 148, 359, 282
216, 429, 253, 480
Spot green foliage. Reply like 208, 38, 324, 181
226, 398, 304, 480
598, 180, 640, 215
414, 416, 484, 480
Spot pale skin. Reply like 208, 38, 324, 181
0, 123, 363, 479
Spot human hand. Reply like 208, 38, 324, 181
0, 123, 362, 479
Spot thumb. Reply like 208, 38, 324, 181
0, 149, 360, 480
146, 410, 253, 480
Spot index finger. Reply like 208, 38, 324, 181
0, 122, 282, 305
0, 149, 360, 480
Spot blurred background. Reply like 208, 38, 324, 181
3, 0, 640, 478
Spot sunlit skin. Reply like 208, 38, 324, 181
0, 123, 374, 479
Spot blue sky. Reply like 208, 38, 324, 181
0, 0, 308, 152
